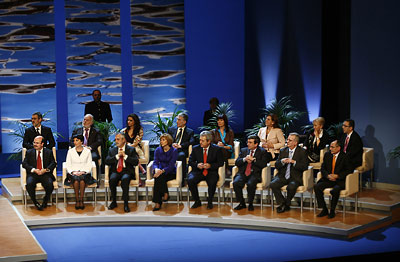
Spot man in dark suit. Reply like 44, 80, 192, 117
22, 136, 56, 210
84, 89, 113, 122
270, 133, 309, 213
314, 140, 352, 218
167, 112, 195, 185
105, 133, 138, 212
187, 131, 224, 209
233, 135, 269, 211
23, 112, 55, 150
340, 119, 363, 170
70, 114, 102, 165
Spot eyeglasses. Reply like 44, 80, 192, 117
342, 124, 350, 127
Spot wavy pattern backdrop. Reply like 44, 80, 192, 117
65, 0, 122, 130
131, 0, 185, 139
0, 0, 56, 153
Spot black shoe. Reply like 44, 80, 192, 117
75, 202, 79, 210
328, 211, 336, 219
276, 204, 285, 213
317, 209, 329, 217
191, 200, 202, 209
33, 200, 43, 211
124, 204, 130, 213
248, 204, 254, 211
41, 199, 48, 209
207, 202, 214, 210
80, 201, 85, 210
234, 203, 246, 210
108, 201, 117, 210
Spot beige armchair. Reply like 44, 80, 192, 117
62, 161, 97, 206
145, 161, 183, 205
104, 165, 140, 206
356, 147, 374, 189
227, 141, 241, 166
139, 140, 150, 166
187, 163, 226, 207
309, 146, 328, 171
272, 166, 314, 212
229, 164, 271, 209
21, 147, 58, 208
315, 170, 359, 215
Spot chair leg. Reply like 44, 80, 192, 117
300, 193, 303, 213
370, 170, 374, 188
230, 188, 233, 208
187, 187, 190, 207
261, 190, 263, 210
218, 188, 220, 207
343, 197, 346, 216
64, 189, 67, 206
177, 187, 180, 205
94, 188, 97, 207
355, 193, 358, 213
105, 187, 108, 207
271, 191, 274, 210
136, 187, 139, 204
145, 187, 148, 206
55, 190, 58, 208
24, 191, 27, 209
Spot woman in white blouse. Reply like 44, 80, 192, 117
64, 134, 97, 209
257, 114, 286, 160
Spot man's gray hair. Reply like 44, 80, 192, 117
289, 132, 300, 143
200, 131, 212, 141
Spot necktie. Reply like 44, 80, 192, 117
203, 148, 208, 176
285, 150, 294, 180
343, 136, 349, 153
36, 128, 40, 135
84, 128, 89, 146
332, 155, 336, 174
37, 151, 42, 170
245, 150, 254, 176
117, 148, 123, 173
176, 128, 183, 145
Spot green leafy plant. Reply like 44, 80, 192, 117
326, 122, 343, 141
387, 146, 400, 161
7, 110, 63, 161
199, 102, 236, 131
146, 107, 185, 143
245, 96, 306, 137
93, 120, 119, 157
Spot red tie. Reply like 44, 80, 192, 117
343, 136, 349, 153
84, 128, 89, 146
203, 148, 208, 176
245, 150, 254, 176
117, 148, 123, 173
37, 151, 42, 170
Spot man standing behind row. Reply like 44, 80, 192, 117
233, 136, 270, 211
85, 89, 113, 123
168, 112, 195, 185
188, 131, 223, 209
271, 133, 309, 213
23, 112, 55, 150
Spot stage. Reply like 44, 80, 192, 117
1, 177, 400, 261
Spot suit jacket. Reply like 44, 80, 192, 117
188, 144, 224, 175
257, 127, 285, 158
22, 147, 57, 181
65, 147, 93, 174
85, 101, 113, 122
304, 129, 330, 162
320, 151, 352, 186
275, 146, 309, 184
235, 146, 268, 180
340, 131, 363, 170
105, 144, 138, 177
168, 126, 195, 157
70, 126, 102, 151
23, 125, 55, 150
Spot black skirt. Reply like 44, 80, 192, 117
64, 173, 97, 186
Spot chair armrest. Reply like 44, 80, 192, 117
146, 161, 154, 180
20, 164, 27, 187
233, 141, 240, 159
232, 166, 238, 180
91, 161, 97, 180
302, 166, 314, 189
176, 161, 182, 185
218, 163, 226, 186
142, 140, 150, 164
262, 164, 271, 187
105, 165, 110, 183
22, 148, 27, 161
346, 170, 359, 195
273, 168, 278, 177
316, 171, 322, 182
62, 162, 67, 181
135, 166, 139, 181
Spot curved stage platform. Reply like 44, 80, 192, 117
1, 177, 400, 261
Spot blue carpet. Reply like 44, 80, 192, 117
31, 223, 400, 261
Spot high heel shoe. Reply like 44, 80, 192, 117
75, 201, 79, 210
80, 201, 85, 210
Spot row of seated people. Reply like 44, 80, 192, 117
22, 111, 363, 218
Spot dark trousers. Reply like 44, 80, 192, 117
187, 171, 219, 202
233, 174, 260, 204
152, 172, 175, 204
109, 172, 132, 202
314, 179, 345, 212
270, 176, 301, 206
177, 150, 187, 185
26, 173, 54, 202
